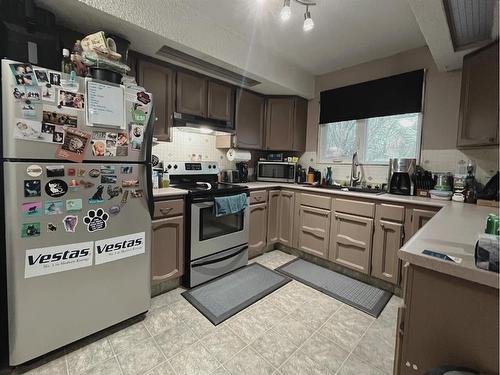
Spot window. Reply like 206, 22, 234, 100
318, 113, 421, 164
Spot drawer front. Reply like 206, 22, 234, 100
333, 198, 375, 217
250, 190, 268, 205
154, 199, 184, 218
376, 203, 405, 222
299, 193, 332, 210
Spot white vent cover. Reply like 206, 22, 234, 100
444, 0, 497, 51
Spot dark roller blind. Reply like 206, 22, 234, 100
319, 69, 425, 124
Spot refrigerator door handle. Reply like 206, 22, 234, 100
143, 105, 156, 219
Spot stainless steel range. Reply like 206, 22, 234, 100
165, 162, 249, 287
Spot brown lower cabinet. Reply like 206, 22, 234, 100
248, 202, 268, 258
278, 190, 295, 246
395, 264, 499, 374
266, 190, 280, 245
329, 212, 374, 274
151, 199, 184, 283
297, 205, 331, 258
405, 208, 438, 241
371, 203, 405, 284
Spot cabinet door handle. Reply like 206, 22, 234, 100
155, 117, 159, 122
159, 207, 173, 215
380, 223, 385, 229
335, 214, 339, 220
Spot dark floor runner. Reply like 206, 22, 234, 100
276, 258, 391, 317
182, 263, 291, 325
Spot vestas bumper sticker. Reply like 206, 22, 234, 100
94, 232, 145, 265
24, 241, 93, 278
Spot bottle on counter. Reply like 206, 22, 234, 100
61, 48, 72, 74
162, 172, 170, 188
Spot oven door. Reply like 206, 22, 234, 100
190, 197, 249, 260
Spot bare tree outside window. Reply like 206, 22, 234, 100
318, 113, 421, 164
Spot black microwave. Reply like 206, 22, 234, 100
257, 162, 296, 183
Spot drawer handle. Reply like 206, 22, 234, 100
381, 223, 385, 228
159, 207, 173, 214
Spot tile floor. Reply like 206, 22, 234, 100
21, 250, 400, 375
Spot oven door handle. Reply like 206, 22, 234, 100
192, 246, 248, 268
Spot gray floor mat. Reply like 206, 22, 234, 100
182, 263, 291, 325
276, 258, 392, 317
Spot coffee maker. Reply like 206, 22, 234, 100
388, 158, 416, 195
236, 162, 249, 183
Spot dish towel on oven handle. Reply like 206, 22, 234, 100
214, 193, 248, 217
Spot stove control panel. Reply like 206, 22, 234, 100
165, 161, 219, 175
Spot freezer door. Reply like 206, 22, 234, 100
3, 161, 151, 365
1, 59, 152, 162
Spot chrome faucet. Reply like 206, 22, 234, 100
350, 152, 360, 187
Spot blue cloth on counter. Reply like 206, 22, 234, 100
214, 193, 248, 217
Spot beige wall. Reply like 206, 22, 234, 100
301, 46, 498, 184
306, 46, 462, 152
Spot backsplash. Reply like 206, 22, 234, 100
152, 129, 236, 169
299, 147, 499, 185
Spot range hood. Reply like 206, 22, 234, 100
172, 112, 235, 135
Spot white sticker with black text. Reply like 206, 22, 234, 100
94, 232, 145, 265
25, 241, 93, 278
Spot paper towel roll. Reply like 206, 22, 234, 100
226, 148, 251, 162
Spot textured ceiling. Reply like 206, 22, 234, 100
186, 0, 426, 75
36, 0, 426, 96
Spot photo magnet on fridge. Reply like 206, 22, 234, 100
58, 89, 84, 110
89, 169, 100, 178
89, 185, 104, 204
120, 166, 133, 174
101, 175, 117, 184
12, 87, 26, 101
21, 103, 37, 119
56, 128, 90, 163
49, 72, 61, 86
45, 179, 68, 198
47, 223, 57, 232
34, 69, 49, 83
80, 180, 95, 189
62, 215, 78, 232
21, 223, 40, 238
45, 200, 63, 215
22, 202, 42, 218
100, 165, 115, 175
68, 179, 80, 192
107, 186, 122, 200
122, 179, 139, 188
43, 108, 78, 128
24, 180, 41, 197
131, 189, 143, 198
83, 208, 109, 232
67, 168, 76, 176
26, 165, 43, 177
42, 84, 55, 102
10, 63, 37, 86
46, 165, 65, 177
66, 199, 83, 212
130, 124, 144, 151
25, 87, 41, 102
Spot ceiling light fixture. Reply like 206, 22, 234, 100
280, 0, 316, 31
280, 0, 291, 21
303, 5, 314, 31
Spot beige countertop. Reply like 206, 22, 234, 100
152, 187, 189, 198
235, 181, 448, 207
399, 203, 499, 289
238, 181, 498, 288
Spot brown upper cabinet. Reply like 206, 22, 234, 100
234, 89, 266, 149
176, 71, 234, 122
457, 42, 499, 148
176, 71, 208, 117
265, 97, 308, 151
208, 81, 234, 121
136, 59, 175, 142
